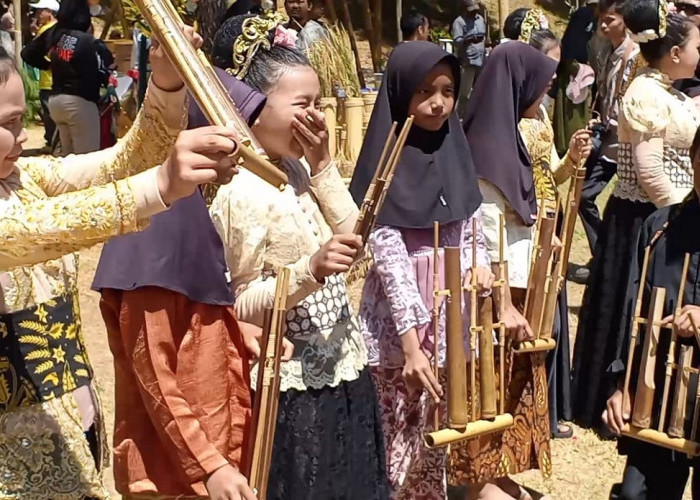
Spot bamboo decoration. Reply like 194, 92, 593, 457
131, 0, 288, 190
354, 118, 414, 245
247, 267, 291, 499
621, 251, 700, 457
424, 216, 514, 448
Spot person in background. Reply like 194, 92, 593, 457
451, 0, 486, 119
400, 11, 430, 41
285, 0, 327, 51
0, 2, 13, 57
47, 0, 114, 154
224, 0, 266, 18
572, 0, 699, 433
575, 0, 640, 283
87, 0, 107, 18
674, 0, 700, 100
23, 0, 58, 151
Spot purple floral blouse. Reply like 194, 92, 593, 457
359, 210, 490, 369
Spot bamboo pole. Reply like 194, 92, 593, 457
360, 0, 378, 72
469, 217, 478, 421
338, 0, 366, 88
12, 0, 21, 67
323, 0, 337, 23
433, 221, 441, 431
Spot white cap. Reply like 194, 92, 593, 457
30, 0, 60, 12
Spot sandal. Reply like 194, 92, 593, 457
551, 422, 574, 439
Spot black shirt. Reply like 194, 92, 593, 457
50, 29, 114, 103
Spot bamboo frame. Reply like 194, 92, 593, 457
131, 0, 288, 190
354, 117, 414, 244
621, 251, 700, 457
424, 216, 513, 448
247, 267, 290, 498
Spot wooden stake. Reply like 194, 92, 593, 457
338, 0, 366, 88
360, 0, 379, 72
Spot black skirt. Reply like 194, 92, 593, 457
267, 367, 389, 500
571, 196, 656, 429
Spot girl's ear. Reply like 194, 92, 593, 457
670, 45, 682, 64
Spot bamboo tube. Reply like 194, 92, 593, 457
498, 214, 506, 415
445, 247, 469, 428
523, 215, 556, 341
363, 91, 378, 128
479, 297, 497, 419
622, 424, 700, 456
632, 287, 666, 429
131, 0, 288, 190
690, 368, 700, 443
511, 338, 557, 353
668, 345, 693, 438
469, 217, 478, 422
320, 97, 338, 158
344, 97, 365, 162
248, 267, 290, 498
659, 253, 691, 431
623, 246, 652, 413
425, 414, 514, 448
433, 221, 440, 431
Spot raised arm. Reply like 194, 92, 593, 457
309, 161, 359, 234
22, 82, 187, 196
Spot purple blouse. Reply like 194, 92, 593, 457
359, 210, 490, 369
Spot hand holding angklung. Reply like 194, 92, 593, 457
158, 126, 240, 205
150, 25, 204, 92
291, 108, 331, 175
464, 266, 495, 295
309, 234, 362, 280
662, 304, 700, 339
501, 304, 533, 342
602, 388, 631, 436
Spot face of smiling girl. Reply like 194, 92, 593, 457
0, 71, 28, 179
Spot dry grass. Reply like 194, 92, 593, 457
307, 24, 362, 98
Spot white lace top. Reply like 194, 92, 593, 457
614, 68, 698, 206
210, 161, 367, 392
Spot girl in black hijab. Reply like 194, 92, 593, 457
350, 41, 492, 499
449, 41, 558, 499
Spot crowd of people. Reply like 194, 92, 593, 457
2, 0, 700, 498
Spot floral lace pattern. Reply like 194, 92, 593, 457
251, 273, 368, 392
0, 393, 109, 499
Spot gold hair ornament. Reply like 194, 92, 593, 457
518, 9, 549, 43
226, 10, 286, 79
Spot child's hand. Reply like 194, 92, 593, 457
662, 305, 700, 339
401, 329, 443, 403
239, 321, 294, 362
292, 108, 331, 175
205, 464, 257, 500
501, 304, 533, 342
602, 388, 631, 436
465, 266, 495, 295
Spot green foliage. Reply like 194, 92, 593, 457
429, 25, 451, 41
20, 66, 42, 127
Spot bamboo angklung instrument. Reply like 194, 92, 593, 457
668, 345, 692, 438
538, 164, 587, 344
424, 216, 513, 448
621, 251, 700, 456
631, 286, 666, 429
432, 221, 449, 430
515, 203, 557, 353
247, 267, 290, 498
658, 254, 691, 431
354, 118, 414, 244
131, 0, 288, 190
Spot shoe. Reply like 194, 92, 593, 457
568, 262, 591, 284
551, 422, 574, 439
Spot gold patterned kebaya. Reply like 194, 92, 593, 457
0, 83, 186, 499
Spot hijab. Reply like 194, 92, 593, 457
463, 41, 558, 226
349, 41, 482, 230
91, 69, 266, 305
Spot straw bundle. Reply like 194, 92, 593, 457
307, 24, 361, 98
121, 0, 195, 34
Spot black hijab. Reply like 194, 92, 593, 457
91, 70, 266, 305
349, 41, 482, 230
464, 41, 558, 227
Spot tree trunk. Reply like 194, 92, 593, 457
197, 0, 227, 54
360, 0, 378, 72
371, 0, 382, 71
339, 0, 366, 88
12, 0, 21, 67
